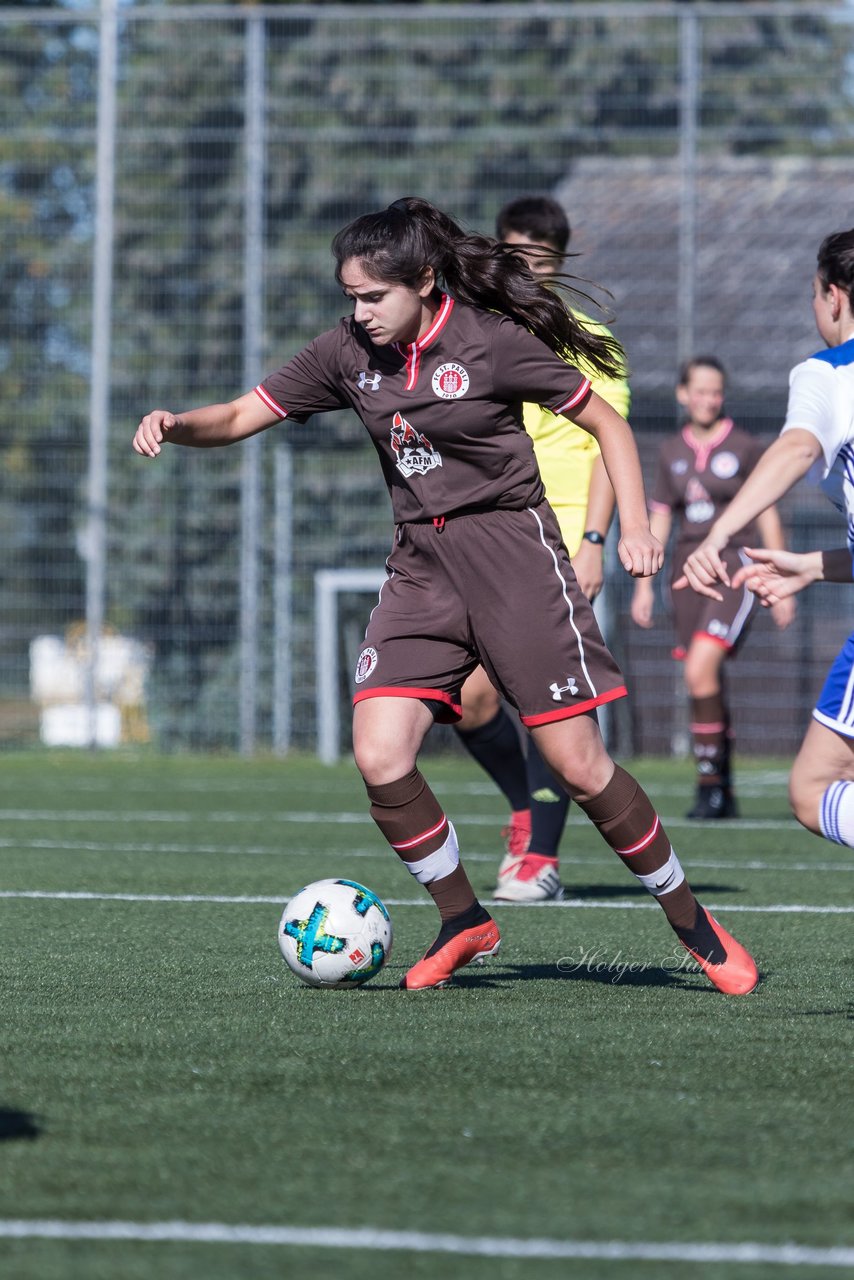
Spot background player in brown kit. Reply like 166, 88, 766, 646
631, 357, 794, 818
133, 196, 758, 996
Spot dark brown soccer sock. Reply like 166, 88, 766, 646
689, 692, 728, 788
575, 764, 722, 955
722, 703, 734, 789
365, 768, 480, 921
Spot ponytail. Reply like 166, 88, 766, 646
817, 228, 854, 313
331, 196, 626, 381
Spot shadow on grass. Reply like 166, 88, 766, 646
453, 963, 685, 990
557, 881, 738, 901
319, 962, 766, 995
0, 1108, 40, 1141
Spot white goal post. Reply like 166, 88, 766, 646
315, 568, 387, 764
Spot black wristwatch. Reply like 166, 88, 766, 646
582, 530, 605, 546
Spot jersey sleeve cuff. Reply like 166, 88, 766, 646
254, 384, 288, 419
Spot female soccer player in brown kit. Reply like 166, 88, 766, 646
133, 196, 757, 995
631, 357, 794, 819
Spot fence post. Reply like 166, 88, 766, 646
83, 0, 118, 748
272, 444, 294, 755
239, 13, 267, 755
677, 4, 699, 370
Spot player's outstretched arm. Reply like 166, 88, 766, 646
133, 392, 277, 458
571, 392, 663, 578
674, 429, 823, 599
754, 505, 796, 628
733, 546, 854, 606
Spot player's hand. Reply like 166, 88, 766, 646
673, 532, 729, 601
630, 581, 655, 628
617, 527, 663, 579
571, 540, 604, 602
133, 410, 180, 458
731, 547, 817, 607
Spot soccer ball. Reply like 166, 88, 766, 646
277, 878, 393, 989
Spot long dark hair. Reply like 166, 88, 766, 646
817, 228, 854, 311
331, 196, 626, 380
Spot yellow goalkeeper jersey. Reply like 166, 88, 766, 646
524, 313, 630, 556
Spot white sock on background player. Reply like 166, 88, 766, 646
819, 781, 854, 847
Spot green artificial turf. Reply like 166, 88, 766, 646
0, 751, 851, 1279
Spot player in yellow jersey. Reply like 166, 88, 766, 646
454, 195, 631, 902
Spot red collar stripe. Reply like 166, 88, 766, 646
403, 346, 421, 393
415, 292, 454, 349
395, 293, 455, 391
681, 417, 734, 472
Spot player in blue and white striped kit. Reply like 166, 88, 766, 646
679, 228, 854, 850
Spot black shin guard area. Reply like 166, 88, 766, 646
424, 901, 491, 957
675, 905, 727, 965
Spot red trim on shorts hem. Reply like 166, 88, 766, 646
672, 632, 733, 661
693, 631, 733, 651
521, 685, 628, 728
353, 686, 462, 722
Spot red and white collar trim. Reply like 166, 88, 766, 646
682, 417, 733, 472
394, 293, 455, 391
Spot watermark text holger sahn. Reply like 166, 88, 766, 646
557, 946, 702, 984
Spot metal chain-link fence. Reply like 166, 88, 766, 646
2, 2, 853, 758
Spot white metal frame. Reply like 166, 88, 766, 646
314, 568, 386, 764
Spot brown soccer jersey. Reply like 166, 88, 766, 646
650, 419, 765, 576
651, 420, 764, 657
256, 294, 629, 724
255, 295, 591, 524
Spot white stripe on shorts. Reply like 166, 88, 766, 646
526, 507, 597, 697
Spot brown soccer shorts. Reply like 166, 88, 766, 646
353, 502, 627, 726
668, 545, 756, 658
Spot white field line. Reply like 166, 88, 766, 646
0, 807, 809, 832
0, 890, 851, 914
0, 773, 793, 798
0, 1220, 850, 1267
0, 835, 849, 874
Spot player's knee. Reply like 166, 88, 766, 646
683, 658, 718, 698
787, 769, 822, 835
542, 744, 613, 801
352, 731, 414, 786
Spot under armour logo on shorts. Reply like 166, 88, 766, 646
549, 676, 578, 701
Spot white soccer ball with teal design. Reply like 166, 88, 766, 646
277, 878, 393, 989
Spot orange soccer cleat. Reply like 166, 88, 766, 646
400, 917, 501, 990
680, 910, 759, 996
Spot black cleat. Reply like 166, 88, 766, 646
686, 785, 739, 820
